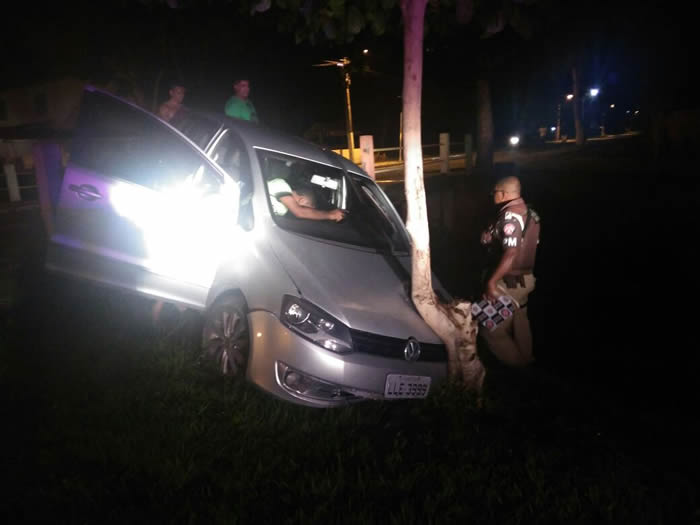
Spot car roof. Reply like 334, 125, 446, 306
86, 85, 371, 180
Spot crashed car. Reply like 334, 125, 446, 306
46, 86, 449, 407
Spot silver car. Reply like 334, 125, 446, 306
46, 86, 449, 407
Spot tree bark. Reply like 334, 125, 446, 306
572, 66, 585, 146
475, 76, 494, 173
400, 0, 484, 389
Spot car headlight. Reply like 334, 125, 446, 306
281, 295, 353, 354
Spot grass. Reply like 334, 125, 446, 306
1, 270, 697, 524
1, 136, 699, 523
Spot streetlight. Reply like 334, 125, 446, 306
610, 104, 615, 109
313, 57, 355, 160
363, 49, 369, 55
589, 88, 600, 97
566, 93, 574, 100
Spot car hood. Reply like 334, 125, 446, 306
269, 228, 444, 344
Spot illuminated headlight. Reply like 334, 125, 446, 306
281, 295, 353, 354
509, 136, 520, 146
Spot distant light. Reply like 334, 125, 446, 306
589, 88, 600, 97
635, 110, 640, 114
566, 94, 574, 100
363, 49, 369, 55
509, 136, 520, 146
610, 104, 615, 108
550, 126, 556, 132
626, 110, 631, 114
256, 332, 262, 338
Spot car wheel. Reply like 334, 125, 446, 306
202, 294, 249, 376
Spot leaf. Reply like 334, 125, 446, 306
481, 12, 505, 38
323, 18, 337, 39
251, 0, 272, 13
509, 5, 533, 39
329, 0, 346, 18
369, 9, 387, 35
455, 0, 474, 25
300, 0, 313, 22
347, 5, 365, 35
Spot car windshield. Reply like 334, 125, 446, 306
257, 149, 410, 253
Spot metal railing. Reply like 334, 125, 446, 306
373, 142, 467, 164
1, 162, 39, 206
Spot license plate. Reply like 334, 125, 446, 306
384, 374, 431, 399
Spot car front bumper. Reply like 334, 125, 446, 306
246, 310, 448, 408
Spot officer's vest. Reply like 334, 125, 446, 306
511, 207, 540, 275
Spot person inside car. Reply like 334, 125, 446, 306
268, 177, 345, 222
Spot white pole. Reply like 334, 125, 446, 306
3, 163, 21, 202
360, 135, 375, 180
439, 132, 449, 174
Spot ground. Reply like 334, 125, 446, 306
0, 134, 698, 523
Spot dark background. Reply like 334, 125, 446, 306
1, 2, 694, 146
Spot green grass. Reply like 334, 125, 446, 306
1, 139, 698, 523
1, 276, 697, 525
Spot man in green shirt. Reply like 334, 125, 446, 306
224, 78, 258, 123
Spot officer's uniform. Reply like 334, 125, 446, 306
481, 197, 541, 366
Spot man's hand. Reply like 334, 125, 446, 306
483, 280, 501, 303
327, 209, 346, 222
480, 230, 493, 245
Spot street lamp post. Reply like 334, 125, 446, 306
313, 57, 355, 160
343, 67, 355, 158
556, 103, 562, 142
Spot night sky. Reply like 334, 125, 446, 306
1, 2, 694, 147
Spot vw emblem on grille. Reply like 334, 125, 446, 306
404, 337, 421, 362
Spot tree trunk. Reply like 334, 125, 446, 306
572, 66, 585, 146
475, 76, 494, 173
400, 0, 485, 390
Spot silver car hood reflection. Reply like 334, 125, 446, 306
269, 228, 443, 344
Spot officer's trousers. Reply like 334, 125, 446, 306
481, 274, 536, 366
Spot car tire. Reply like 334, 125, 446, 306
201, 293, 249, 376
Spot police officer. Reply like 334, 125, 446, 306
480, 175, 540, 366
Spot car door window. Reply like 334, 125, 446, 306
209, 129, 254, 229
70, 90, 221, 192
170, 108, 221, 151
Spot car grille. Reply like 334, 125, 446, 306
350, 329, 447, 362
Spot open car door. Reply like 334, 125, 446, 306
46, 87, 239, 309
